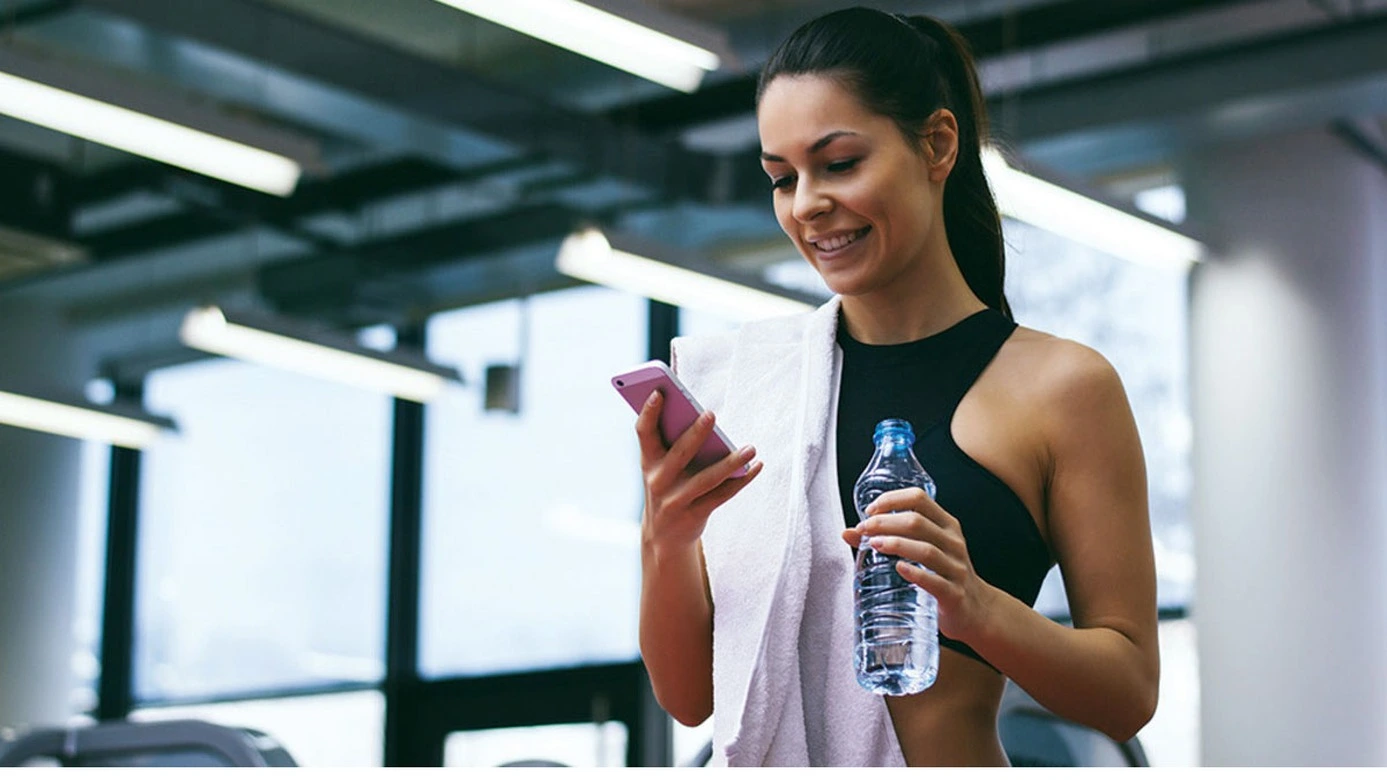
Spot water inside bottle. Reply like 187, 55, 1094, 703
852, 418, 940, 696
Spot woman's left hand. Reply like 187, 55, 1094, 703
841, 487, 1001, 645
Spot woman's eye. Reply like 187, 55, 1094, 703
770, 176, 794, 192
827, 158, 860, 174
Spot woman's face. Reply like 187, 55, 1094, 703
758, 75, 946, 298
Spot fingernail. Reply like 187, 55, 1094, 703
646, 391, 660, 407
739, 445, 756, 459
868, 536, 888, 550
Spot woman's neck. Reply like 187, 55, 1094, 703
838, 245, 987, 345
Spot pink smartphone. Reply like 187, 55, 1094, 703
612, 359, 748, 477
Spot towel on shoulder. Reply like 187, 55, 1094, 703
669, 297, 906, 767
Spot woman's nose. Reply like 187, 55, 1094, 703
791, 181, 831, 223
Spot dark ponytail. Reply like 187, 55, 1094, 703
757, 8, 1010, 318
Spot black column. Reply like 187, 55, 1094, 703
625, 665, 674, 767
383, 325, 428, 766
96, 382, 144, 720
647, 301, 678, 365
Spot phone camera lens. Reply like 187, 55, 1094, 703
616, 380, 625, 386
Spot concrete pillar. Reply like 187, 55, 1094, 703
0, 300, 86, 729
1184, 127, 1387, 765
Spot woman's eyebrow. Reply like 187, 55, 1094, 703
760, 130, 860, 162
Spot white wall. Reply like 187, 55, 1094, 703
0, 300, 87, 728
1184, 128, 1387, 766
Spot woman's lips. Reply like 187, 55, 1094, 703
809, 226, 870, 257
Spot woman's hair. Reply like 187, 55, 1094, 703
756, 7, 1010, 318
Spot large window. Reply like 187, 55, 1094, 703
419, 287, 647, 678
137, 359, 392, 701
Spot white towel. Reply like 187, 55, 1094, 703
670, 297, 906, 767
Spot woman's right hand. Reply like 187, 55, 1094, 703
636, 389, 762, 552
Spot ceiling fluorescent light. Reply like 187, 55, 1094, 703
180, 307, 461, 402
982, 148, 1205, 270
556, 227, 818, 321
0, 46, 318, 196
0, 388, 174, 449
432, 0, 727, 92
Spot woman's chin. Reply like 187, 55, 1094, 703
816, 271, 874, 299
802, 255, 882, 298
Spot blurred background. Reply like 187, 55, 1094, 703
0, 0, 1384, 768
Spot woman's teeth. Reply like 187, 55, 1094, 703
813, 228, 867, 252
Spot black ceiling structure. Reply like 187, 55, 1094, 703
0, 0, 1384, 368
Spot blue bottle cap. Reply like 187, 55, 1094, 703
872, 418, 915, 447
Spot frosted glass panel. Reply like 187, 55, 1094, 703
420, 287, 646, 676
138, 360, 391, 700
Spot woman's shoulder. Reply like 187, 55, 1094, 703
1000, 325, 1129, 423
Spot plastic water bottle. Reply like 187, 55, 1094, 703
852, 418, 940, 696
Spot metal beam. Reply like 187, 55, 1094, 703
1002, 13, 1387, 173
356, 205, 578, 276
1331, 117, 1387, 177
606, 0, 1259, 134
0, 0, 75, 28
0, 146, 73, 238
75, 157, 474, 260
25, 5, 513, 173
254, 202, 582, 322
84, 210, 227, 258
79, 0, 723, 203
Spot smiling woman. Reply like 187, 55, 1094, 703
634, 6, 1159, 768
758, 81, 952, 312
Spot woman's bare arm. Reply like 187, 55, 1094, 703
969, 341, 1159, 740
849, 339, 1159, 742
640, 538, 715, 726
635, 392, 761, 726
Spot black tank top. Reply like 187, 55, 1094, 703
835, 308, 1053, 668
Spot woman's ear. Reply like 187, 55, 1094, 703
921, 109, 960, 182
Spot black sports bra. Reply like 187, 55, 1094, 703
835, 308, 1053, 669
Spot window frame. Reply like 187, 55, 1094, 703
93, 299, 677, 767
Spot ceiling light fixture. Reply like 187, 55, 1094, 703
0, 47, 316, 196
180, 307, 462, 402
983, 148, 1205, 270
0, 388, 175, 449
556, 227, 818, 321
431, 0, 726, 93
